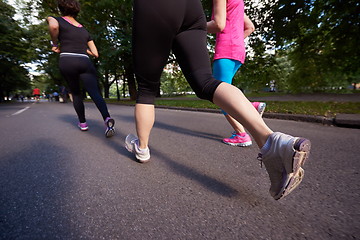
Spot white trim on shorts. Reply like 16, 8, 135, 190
60, 52, 89, 58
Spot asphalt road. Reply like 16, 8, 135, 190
0, 101, 359, 240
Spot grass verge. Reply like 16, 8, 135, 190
106, 98, 360, 118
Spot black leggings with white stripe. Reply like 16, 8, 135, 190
59, 54, 110, 123
132, 0, 222, 104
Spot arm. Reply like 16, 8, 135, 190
87, 40, 99, 58
243, 13, 255, 38
46, 16, 60, 53
207, 0, 227, 33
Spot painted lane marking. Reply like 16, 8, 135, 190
12, 106, 30, 116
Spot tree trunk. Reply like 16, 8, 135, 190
115, 72, 120, 101
0, 82, 4, 102
125, 63, 137, 101
122, 74, 126, 98
103, 69, 110, 98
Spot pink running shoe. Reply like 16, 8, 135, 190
78, 122, 88, 131
252, 102, 266, 116
222, 132, 252, 147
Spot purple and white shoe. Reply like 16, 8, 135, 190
104, 117, 115, 138
78, 122, 89, 131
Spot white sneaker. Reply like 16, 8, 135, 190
259, 132, 311, 200
125, 134, 150, 163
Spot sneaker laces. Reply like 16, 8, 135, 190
257, 153, 263, 168
229, 131, 237, 139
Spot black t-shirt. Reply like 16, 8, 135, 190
53, 16, 92, 54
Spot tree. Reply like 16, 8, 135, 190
270, 0, 360, 92
0, 0, 31, 101
34, 0, 136, 99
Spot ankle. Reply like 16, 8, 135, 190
138, 141, 148, 150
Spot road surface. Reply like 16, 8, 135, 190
0, 101, 359, 239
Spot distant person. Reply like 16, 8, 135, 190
270, 80, 276, 92
207, 0, 266, 147
59, 85, 68, 103
48, 93, 54, 102
46, 0, 115, 137
32, 88, 41, 102
126, 0, 311, 200
53, 91, 59, 101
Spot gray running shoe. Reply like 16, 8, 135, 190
125, 134, 150, 163
260, 132, 311, 200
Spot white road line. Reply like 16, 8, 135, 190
12, 106, 30, 116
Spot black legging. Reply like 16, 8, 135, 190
132, 0, 222, 104
59, 55, 110, 122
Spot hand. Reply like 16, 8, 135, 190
51, 46, 60, 53
87, 49, 98, 58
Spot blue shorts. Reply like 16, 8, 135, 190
213, 59, 242, 114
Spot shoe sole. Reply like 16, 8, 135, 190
78, 125, 88, 131
136, 154, 151, 163
276, 167, 305, 200
222, 141, 252, 147
274, 138, 311, 200
105, 118, 115, 138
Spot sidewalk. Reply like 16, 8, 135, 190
157, 93, 360, 129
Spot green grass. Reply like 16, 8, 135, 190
106, 98, 360, 117
264, 101, 360, 117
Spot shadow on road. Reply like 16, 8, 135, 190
55, 114, 260, 203
152, 146, 239, 197
149, 148, 264, 204
117, 115, 223, 143
57, 114, 131, 158
0, 139, 80, 239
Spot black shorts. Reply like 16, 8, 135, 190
132, 0, 222, 104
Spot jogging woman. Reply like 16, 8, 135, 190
208, 0, 266, 147
47, 0, 115, 137
126, 0, 311, 200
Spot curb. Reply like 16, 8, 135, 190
334, 114, 360, 129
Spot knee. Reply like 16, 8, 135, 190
190, 69, 222, 102
136, 73, 160, 104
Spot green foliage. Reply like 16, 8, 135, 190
0, 0, 31, 101
204, 0, 360, 93
271, 0, 360, 92
160, 67, 192, 96
4, 0, 359, 99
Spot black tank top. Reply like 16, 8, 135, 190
53, 16, 92, 54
